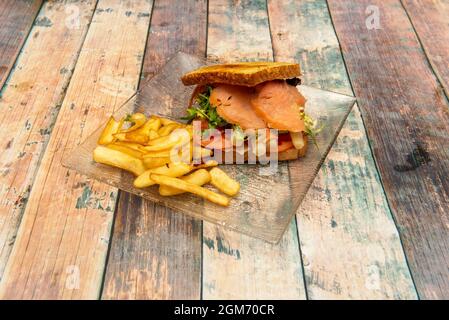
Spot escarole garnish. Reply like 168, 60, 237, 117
181, 86, 229, 129
301, 112, 323, 147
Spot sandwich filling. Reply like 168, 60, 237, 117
182, 79, 320, 153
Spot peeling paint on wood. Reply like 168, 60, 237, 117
268, 0, 417, 299
401, 0, 449, 98
328, 0, 449, 299
0, 0, 152, 299
0, 0, 97, 281
0, 0, 43, 90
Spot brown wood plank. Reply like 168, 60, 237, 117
402, 0, 449, 98
0, 0, 97, 281
101, 0, 207, 300
202, 0, 306, 299
268, 0, 417, 299
328, 0, 449, 299
0, 0, 42, 90
0, 0, 152, 299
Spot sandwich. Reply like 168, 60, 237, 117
181, 62, 319, 161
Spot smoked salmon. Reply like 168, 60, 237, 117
181, 61, 312, 161
251, 80, 306, 132
209, 84, 267, 129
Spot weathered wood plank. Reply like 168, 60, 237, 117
0, 0, 97, 281
268, 0, 417, 299
0, 0, 42, 90
401, 0, 449, 98
328, 0, 449, 299
202, 0, 306, 299
0, 0, 152, 299
102, 0, 207, 300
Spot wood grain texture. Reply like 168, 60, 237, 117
202, 0, 306, 299
0, 0, 97, 281
102, 0, 207, 300
0, 0, 42, 90
328, 0, 449, 299
0, 0, 152, 299
268, 0, 417, 299
401, 0, 449, 98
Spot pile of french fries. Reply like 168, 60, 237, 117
93, 113, 240, 206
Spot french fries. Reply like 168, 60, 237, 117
142, 156, 171, 169
113, 141, 145, 152
98, 116, 123, 145
158, 122, 180, 136
107, 143, 144, 159
209, 167, 240, 196
134, 162, 192, 188
114, 118, 161, 144
152, 115, 177, 126
149, 130, 159, 140
93, 112, 241, 206
151, 174, 230, 207
93, 145, 145, 176
121, 113, 146, 132
141, 139, 181, 152
142, 150, 173, 158
192, 160, 218, 169
159, 169, 211, 196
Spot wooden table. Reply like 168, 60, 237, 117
0, 0, 447, 300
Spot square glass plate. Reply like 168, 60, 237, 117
62, 52, 356, 243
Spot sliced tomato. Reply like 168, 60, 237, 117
278, 140, 294, 152
278, 133, 292, 143
276, 133, 293, 152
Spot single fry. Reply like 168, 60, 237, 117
146, 118, 162, 131
145, 134, 172, 146
141, 138, 182, 152
158, 123, 180, 137
98, 116, 122, 145
93, 145, 145, 176
209, 167, 240, 196
121, 113, 146, 132
152, 115, 176, 126
142, 149, 172, 158
142, 156, 170, 169
151, 174, 230, 206
192, 160, 218, 170
159, 169, 211, 196
107, 143, 144, 159
113, 131, 148, 144
134, 162, 192, 188
148, 130, 159, 140
113, 141, 145, 152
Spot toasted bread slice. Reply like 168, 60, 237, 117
181, 62, 301, 87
